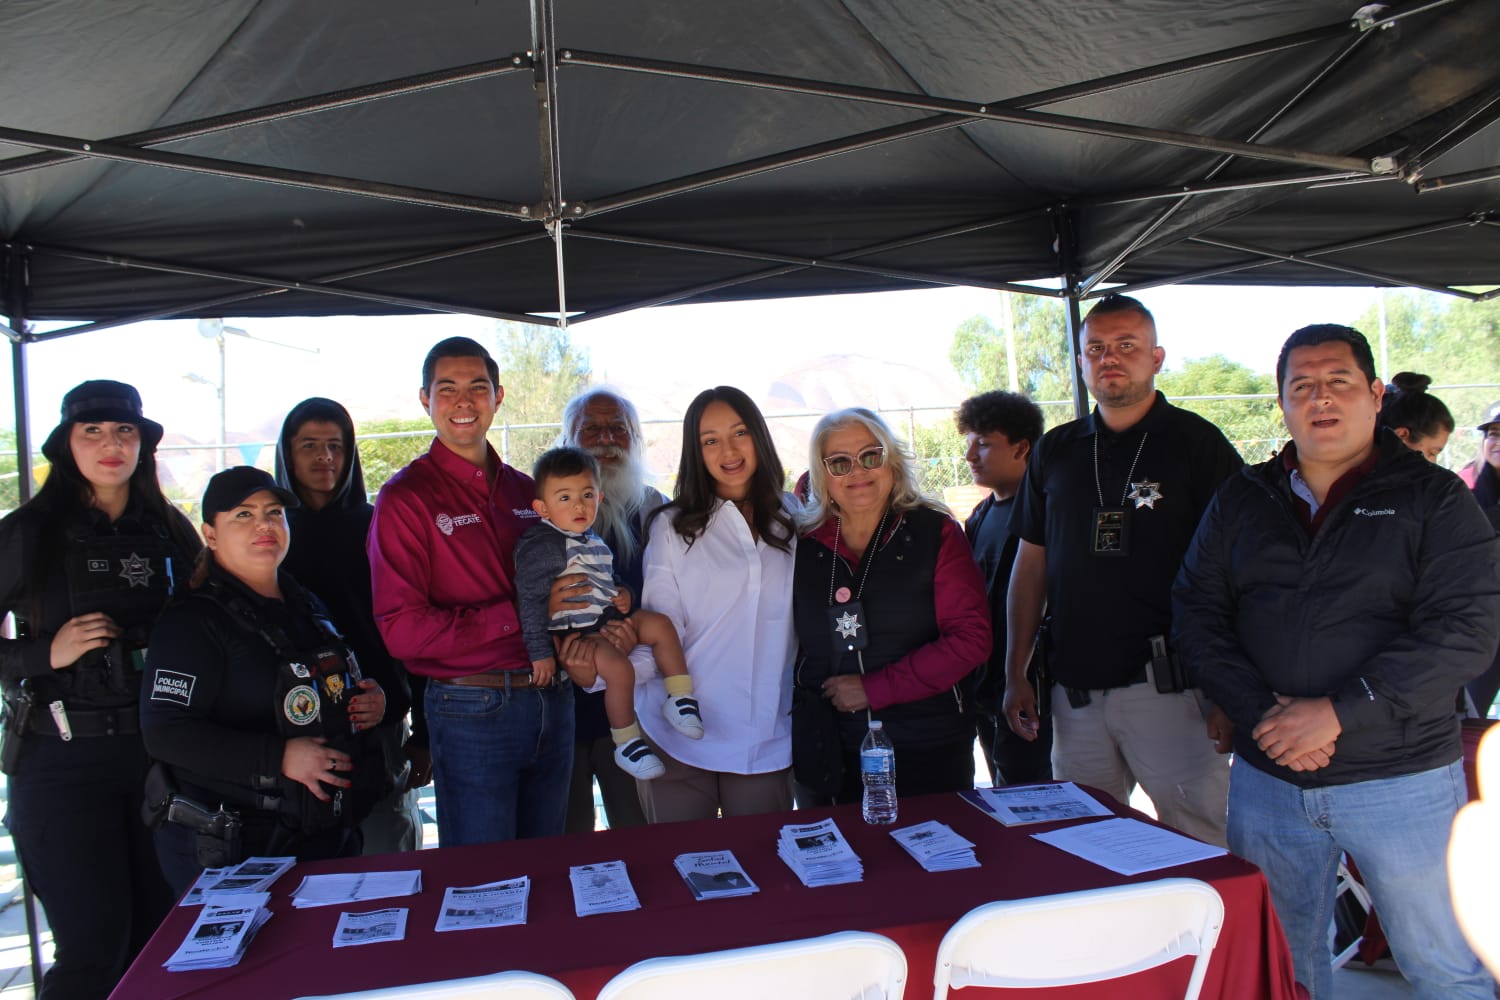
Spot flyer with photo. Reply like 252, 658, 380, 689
434, 877, 531, 931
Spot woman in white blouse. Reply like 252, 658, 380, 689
631, 386, 799, 822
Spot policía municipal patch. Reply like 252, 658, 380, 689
284, 685, 320, 726
150, 669, 195, 707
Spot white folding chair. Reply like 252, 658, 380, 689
597, 929, 908, 1000
932, 877, 1225, 1000
295, 969, 576, 999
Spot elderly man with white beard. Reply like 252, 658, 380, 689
553, 388, 668, 832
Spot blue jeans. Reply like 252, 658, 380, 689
1229, 759, 1491, 1000
424, 680, 574, 846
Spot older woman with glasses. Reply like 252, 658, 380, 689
790, 408, 991, 806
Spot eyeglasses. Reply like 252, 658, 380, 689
822, 446, 886, 477
579, 421, 629, 442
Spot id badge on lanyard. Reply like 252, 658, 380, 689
1091, 506, 1129, 557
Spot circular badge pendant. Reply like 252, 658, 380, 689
284, 685, 321, 726
834, 586, 852, 603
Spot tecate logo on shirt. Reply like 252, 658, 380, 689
1353, 507, 1396, 517
435, 511, 484, 536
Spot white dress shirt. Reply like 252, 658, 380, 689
630, 498, 796, 774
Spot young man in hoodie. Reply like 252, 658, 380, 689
276, 397, 426, 854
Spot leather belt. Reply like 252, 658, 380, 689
31, 704, 140, 738
436, 670, 541, 690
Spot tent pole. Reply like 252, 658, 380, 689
0, 56, 533, 180
570, 207, 1057, 321
1055, 210, 1089, 420
1101, 216, 1488, 297
9, 338, 30, 505
571, 18, 1364, 219
1187, 235, 1479, 299
559, 50, 1381, 176
565, 228, 1062, 296
1077, 25, 1377, 296
4, 245, 32, 504
25, 244, 557, 333
530, 0, 568, 323
0, 125, 534, 221
29, 232, 551, 342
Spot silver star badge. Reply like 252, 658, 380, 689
118, 552, 154, 589
1127, 481, 1163, 510
834, 611, 863, 639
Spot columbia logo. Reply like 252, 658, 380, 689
1353, 507, 1395, 517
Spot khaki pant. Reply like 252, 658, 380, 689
1050, 681, 1229, 846
636, 737, 792, 824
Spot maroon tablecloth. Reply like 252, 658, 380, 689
110, 791, 1297, 999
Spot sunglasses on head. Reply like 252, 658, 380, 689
822, 446, 886, 477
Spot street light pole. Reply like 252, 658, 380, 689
192, 318, 317, 472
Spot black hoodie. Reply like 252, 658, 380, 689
275, 398, 423, 745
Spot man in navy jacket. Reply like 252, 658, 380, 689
1174, 324, 1500, 1000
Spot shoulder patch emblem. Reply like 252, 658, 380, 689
150, 670, 195, 707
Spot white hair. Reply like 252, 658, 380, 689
799, 407, 949, 534
558, 387, 652, 564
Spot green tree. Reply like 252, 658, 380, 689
356, 417, 435, 498
485, 320, 591, 472
949, 292, 1074, 404
1352, 291, 1500, 438
1158, 355, 1283, 462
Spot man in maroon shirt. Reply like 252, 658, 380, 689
368, 337, 573, 846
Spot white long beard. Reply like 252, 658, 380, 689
592, 445, 649, 564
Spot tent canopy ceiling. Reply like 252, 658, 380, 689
2, 0, 1499, 334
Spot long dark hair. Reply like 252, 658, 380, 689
651, 387, 794, 553
25, 425, 201, 599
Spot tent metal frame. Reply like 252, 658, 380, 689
4, 0, 1494, 502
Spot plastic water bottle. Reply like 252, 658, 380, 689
860, 720, 898, 825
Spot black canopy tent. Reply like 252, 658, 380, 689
4, 0, 1500, 502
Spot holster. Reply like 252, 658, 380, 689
141, 759, 176, 829
1033, 619, 1053, 718
165, 793, 245, 869
1, 686, 36, 776
1149, 635, 1189, 694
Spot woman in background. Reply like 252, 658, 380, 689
1378, 371, 1454, 463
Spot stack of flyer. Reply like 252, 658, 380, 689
332, 908, 409, 948
163, 894, 272, 971
889, 820, 980, 871
569, 861, 642, 916
435, 876, 531, 931
291, 870, 423, 908
179, 856, 297, 906
673, 851, 760, 900
776, 818, 864, 887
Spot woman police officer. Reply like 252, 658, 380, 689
141, 466, 391, 893
0, 380, 200, 999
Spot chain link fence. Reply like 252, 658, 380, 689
4, 386, 1495, 516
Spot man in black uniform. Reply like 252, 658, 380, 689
275, 398, 426, 854
1003, 294, 1241, 845
956, 389, 1051, 786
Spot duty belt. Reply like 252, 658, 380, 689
30, 703, 140, 739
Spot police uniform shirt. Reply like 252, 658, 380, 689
142, 566, 339, 806
1009, 391, 1243, 690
